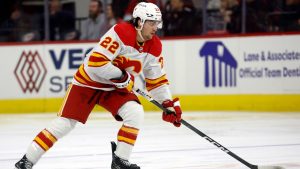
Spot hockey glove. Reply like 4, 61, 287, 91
111, 70, 134, 93
162, 98, 182, 127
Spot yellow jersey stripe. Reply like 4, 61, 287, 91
146, 81, 169, 91
145, 75, 167, 84
79, 65, 93, 82
88, 61, 109, 67
74, 75, 88, 85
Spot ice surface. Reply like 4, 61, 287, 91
1, 112, 299, 169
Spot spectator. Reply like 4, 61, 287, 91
283, 0, 300, 31
263, 0, 285, 32
221, 0, 239, 33
80, 0, 108, 40
207, 0, 221, 10
111, 0, 130, 20
226, 0, 275, 33
163, 0, 197, 36
206, 0, 226, 32
106, 3, 123, 29
0, 0, 18, 26
0, 4, 40, 42
47, 0, 76, 41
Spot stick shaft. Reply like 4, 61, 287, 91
180, 119, 257, 169
135, 88, 257, 169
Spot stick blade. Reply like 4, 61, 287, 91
258, 166, 285, 169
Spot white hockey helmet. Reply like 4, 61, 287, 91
132, 2, 162, 29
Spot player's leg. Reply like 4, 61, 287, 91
15, 117, 77, 169
112, 101, 143, 169
15, 85, 98, 169
98, 91, 143, 169
115, 101, 143, 159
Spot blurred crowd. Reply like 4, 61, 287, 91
0, 0, 299, 42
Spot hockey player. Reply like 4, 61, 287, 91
15, 2, 182, 169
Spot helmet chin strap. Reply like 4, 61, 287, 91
135, 23, 145, 42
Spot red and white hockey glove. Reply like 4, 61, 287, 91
110, 70, 134, 93
162, 98, 182, 127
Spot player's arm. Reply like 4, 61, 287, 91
143, 55, 182, 127
83, 27, 134, 92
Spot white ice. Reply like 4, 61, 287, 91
0, 112, 299, 169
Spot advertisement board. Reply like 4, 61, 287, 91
162, 35, 300, 94
0, 34, 299, 113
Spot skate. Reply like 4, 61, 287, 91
15, 155, 33, 169
111, 141, 140, 169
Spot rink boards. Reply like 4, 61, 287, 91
0, 34, 300, 113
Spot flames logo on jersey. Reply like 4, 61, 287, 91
14, 51, 47, 93
112, 56, 142, 76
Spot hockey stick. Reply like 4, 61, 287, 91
134, 88, 285, 169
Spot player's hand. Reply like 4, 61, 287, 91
110, 70, 134, 93
162, 98, 182, 127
